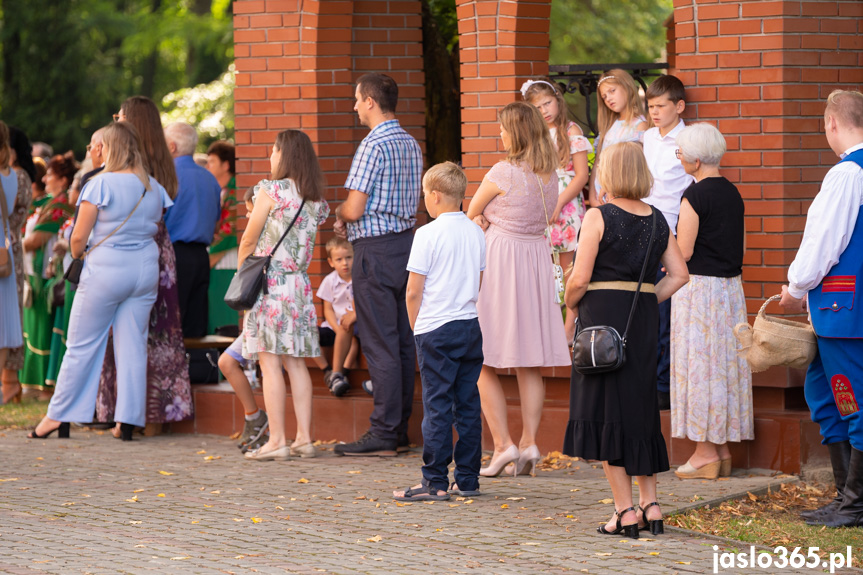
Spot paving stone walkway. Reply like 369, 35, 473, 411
0, 430, 856, 574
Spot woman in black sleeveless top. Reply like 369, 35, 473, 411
564, 142, 689, 539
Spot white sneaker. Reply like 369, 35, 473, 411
361, 379, 373, 396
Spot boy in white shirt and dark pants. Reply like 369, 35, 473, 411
393, 162, 486, 501
643, 75, 694, 409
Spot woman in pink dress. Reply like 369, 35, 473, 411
466, 102, 572, 478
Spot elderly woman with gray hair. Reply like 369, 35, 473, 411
670, 123, 753, 480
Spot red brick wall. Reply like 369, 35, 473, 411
232, 0, 425, 295
458, 0, 552, 199
669, 0, 863, 388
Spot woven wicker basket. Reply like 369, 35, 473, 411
733, 294, 817, 373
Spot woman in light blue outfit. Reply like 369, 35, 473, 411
0, 121, 24, 370
28, 122, 172, 440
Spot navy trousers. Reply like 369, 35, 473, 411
415, 318, 484, 493
352, 229, 416, 440
173, 241, 210, 338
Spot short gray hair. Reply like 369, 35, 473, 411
164, 122, 198, 156
676, 123, 726, 166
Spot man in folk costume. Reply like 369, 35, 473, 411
780, 90, 863, 528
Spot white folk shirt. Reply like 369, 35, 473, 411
643, 121, 694, 234
788, 142, 863, 300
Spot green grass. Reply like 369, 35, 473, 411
0, 400, 49, 429
668, 483, 863, 567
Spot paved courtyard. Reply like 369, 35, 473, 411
0, 430, 855, 574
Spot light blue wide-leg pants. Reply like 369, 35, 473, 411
47, 242, 159, 428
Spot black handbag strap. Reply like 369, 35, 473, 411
261, 199, 306, 293
621, 207, 657, 343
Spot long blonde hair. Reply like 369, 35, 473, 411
522, 78, 571, 168
596, 69, 644, 150
499, 102, 558, 176
101, 122, 152, 190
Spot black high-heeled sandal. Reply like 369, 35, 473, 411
597, 505, 639, 539
120, 423, 135, 442
27, 422, 70, 439
638, 502, 664, 535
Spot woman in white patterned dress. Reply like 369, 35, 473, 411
241, 130, 329, 461
670, 123, 753, 480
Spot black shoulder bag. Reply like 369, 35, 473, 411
224, 199, 306, 311
571, 208, 657, 375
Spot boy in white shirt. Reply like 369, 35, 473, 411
643, 75, 694, 409
393, 162, 486, 501
316, 237, 359, 397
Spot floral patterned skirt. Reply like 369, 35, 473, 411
96, 222, 192, 423
243, 270, 320, 359
547, 171, 586, 254
670, 274, 754, 443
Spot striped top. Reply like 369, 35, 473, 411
344, 119, 423, 241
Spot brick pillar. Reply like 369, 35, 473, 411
233, 0, 425, 291
670, 0, 863, 392
457, 0, 552, 198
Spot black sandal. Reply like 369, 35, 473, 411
393, 485, 451, 502
597, 505, 639, 539
27, 422, 70, 439
638, 502, 664, 535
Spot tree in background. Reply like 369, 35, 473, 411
549, 0, 672, 65
0, 0, 233, 154
160, 64, 234, 152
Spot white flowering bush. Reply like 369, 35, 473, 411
160, 64, 235, 150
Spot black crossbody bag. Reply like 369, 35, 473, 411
224, 199, 305, 311
572, 208, 656, 375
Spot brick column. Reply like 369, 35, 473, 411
233, 0, 425, 289
670, 0, 863, 393
457, 0, 552, 197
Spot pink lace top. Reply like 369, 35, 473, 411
482, 161, 559, 236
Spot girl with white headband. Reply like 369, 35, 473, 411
521, 77, 592, 343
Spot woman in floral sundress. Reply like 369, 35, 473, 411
242, 130, 329, 462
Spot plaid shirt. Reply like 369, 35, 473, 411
344, 119, 423, 241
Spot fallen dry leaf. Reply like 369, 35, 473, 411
158, 471, 174, 476
297, 478, 309, 484
0, 478, 19, 482
367, 535, 382, 543
347, 470, 362, 474
157, 493, 166, 498
506, 497, 526, 501
129, 520, 142, 525
251, 517, 262, 523
500, 504, 509, 509
196, 450, 207, 454
598, 498, 614, 504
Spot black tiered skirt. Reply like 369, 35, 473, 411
563, 288, 670, 476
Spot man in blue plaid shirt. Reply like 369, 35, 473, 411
334, 73, 423, 456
